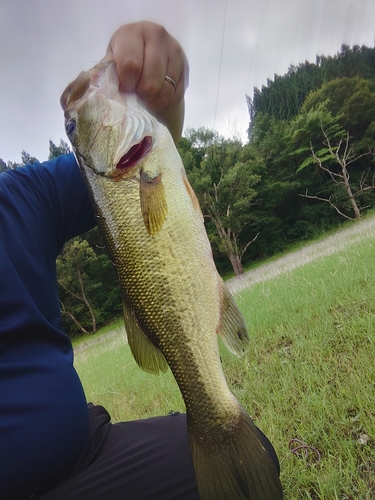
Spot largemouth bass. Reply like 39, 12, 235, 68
61, 61, 283, 500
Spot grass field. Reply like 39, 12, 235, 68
74, 222, 375, 499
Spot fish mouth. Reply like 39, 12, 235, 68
116, 136, 152, 172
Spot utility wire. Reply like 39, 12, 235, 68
239, 0, 269, 111
213, 0, 228, 130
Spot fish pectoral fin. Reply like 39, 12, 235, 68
140, 168, 168, 235
122, 297, 168, 375
218, 282, 250, 357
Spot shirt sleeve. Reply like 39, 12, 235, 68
6, 153, 97, 253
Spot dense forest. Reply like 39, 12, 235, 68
2, 43, 375, 337
247, 44, 375, 126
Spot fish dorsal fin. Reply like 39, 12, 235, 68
218, 282, 250, 357
139, 168, 168, 235
182, 171, 204, 221
122, 297, 168, 374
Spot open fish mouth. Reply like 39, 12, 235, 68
116, 136, 153, 172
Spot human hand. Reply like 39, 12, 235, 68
101, 21, 189, 143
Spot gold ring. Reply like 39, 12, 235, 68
165, 75, 177, 90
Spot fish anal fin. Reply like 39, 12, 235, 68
218, 282, 250, 357
182, 171, 204, 221
122, 297, 168, 375
188, 407, 283, 499
140, 168, 168, 235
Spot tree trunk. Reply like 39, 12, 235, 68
229, 253, 244, 276
348, 191, 361, 220
342, 164, 361, 219
77, 265, 97, 334
60, 302, 91, 335
208, 206, 246, 276
58, 267, 97, 334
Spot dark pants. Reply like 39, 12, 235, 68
38, 404, 280, 500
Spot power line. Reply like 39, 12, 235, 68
239, 0, 269, 110
213, 0, 228, 130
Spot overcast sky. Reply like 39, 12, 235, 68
1, 0, 374, 163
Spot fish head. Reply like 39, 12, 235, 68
60, 61, 156, 178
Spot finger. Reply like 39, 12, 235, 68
100, 25, 145, 93
136, 41, 171, 105
166, 47, 189, 104
143, 46, 188, 112
100, 21, 188, 110
134, 23, 173, 103
115, 40, 144, 93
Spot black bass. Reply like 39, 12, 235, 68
61, 61, 283, 500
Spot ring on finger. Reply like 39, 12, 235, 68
165, 75, 177, 91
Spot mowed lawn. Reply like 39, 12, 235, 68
74, 222, 375, 499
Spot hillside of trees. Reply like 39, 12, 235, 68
246, 44, 375, 128
2, 43, 375, 337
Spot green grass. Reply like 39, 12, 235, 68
74, 226, 375, 499
71, 317, 124, 349
74, 325, 183, 421
223, 212, 368, 281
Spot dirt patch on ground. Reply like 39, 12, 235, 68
226, 215, 375, 295
73, 325, 126, 353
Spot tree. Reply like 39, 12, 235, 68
321, 44, 375, 83
0, 152, 39, 171
291, 79, 375, 220
21, 150, 38, 165
247, 44, 375, 133
245, 112, 314, 252
301, 77, 375, 142
0, 158, 7, 173
56, 238, 100, 334
48, 139, 71, 160
182, 128, 261, 275
299, 124, 374, 220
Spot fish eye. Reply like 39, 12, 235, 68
65, 120, 76, 138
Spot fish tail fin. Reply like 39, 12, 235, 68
188, 407, 283, 500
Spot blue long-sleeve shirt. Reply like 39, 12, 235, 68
0, 153, 96, 499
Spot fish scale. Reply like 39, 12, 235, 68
61, 61, 283, 500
